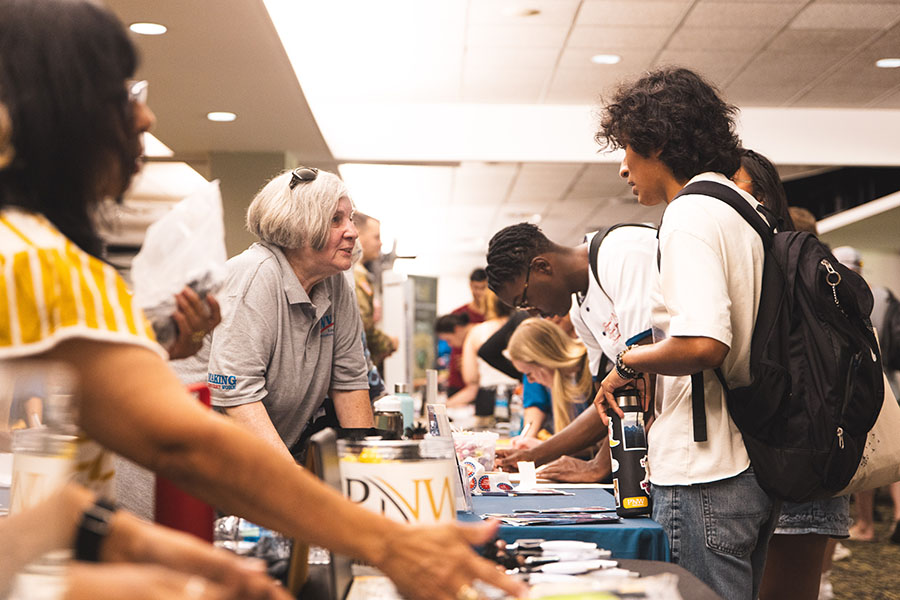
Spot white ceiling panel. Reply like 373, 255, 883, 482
506, 163, 584, 205
794, 54, 900, 105
461, 71, 548, 103
871, 87, 900, 107
814, 0, 900, 4
567, 25, 673, 49
565, 163, 631, 201
464, 46, 560, 71
535, 214, 586, 245
545, 67, 641, 103
451, 163, 518, 205
577, 1, 693, 27
557, 47, 658, 71
731, 50, 848, 88
666, 26, 774, 50
682, 1, 802, 29
580, 199, 665, 231
767, 28, 878, 51
726, 83, 808, 106
466, 23, 571, 47
790, 2, 900, 29
467, 0, 581, 26
654, 49, 755, 82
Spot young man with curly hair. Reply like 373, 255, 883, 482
593, 67, 781, 599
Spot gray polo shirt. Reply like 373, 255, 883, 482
173, 242, 368, 448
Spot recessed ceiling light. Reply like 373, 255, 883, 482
591, 54, 621, 65
207, 112, 237, 122
502, 7, 541, 17
876, 58, 900, 68
129, 22, 167, 35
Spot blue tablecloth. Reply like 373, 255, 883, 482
458, 487, 669, 561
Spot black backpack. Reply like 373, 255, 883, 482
587, 223, 657, 378
878, 289, 900, 372
670, 181, 884, 503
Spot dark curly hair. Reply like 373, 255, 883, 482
738, 148, 795, 231
596, 67, 741, 182
485, 223, 552, 293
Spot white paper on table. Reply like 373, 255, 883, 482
516, 460, 537, 490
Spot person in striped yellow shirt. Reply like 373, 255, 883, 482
0, 2, 525, 599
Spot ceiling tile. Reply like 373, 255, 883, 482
725, 82, 806, 106
467, 0, 581, 26
507, 163, 584, 205
682, 2, 802, 29
666, 26, 771, 50
567, 25, 673, 49
461, 71, 548, 103
464, 46, 560, 71
467, 23, 570, 47
790, 2, 900, 29
451, 163, 518, 205
871, 87, 900, 107
557, 47, 657, 71
565, 163, 631, 201
767, 28, 878, 51
654, 49, 755, 82
577, 1, 692, 27
731, 49, 848, 87
581, 200, 665, 231
793, 53, 900, 105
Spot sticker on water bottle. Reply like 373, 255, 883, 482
619, 412, 647, 451
623, 496, 649, 509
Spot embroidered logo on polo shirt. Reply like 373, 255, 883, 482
319, 315, 335, 337
208, 373, 237, 391
603, 310, 622, 343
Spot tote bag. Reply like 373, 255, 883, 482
838, 370, 900, 496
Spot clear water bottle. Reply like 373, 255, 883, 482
493, 384, 510, 423
608, 387, 651, 518
10, 382, 79, 515
7, 363, 80, 580
508, 386, 524, 436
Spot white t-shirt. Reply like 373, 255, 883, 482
569, 226, 658, 376
647, 172, 765, 486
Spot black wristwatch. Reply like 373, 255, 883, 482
615, 345, 642, 380
74, 497, 117, 562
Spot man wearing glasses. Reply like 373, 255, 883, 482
485, 222, 657, 479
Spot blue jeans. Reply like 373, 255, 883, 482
651, 468, 781, 600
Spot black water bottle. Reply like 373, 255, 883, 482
608, 387, 651, 517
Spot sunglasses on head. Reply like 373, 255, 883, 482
289, 166, 319, 189
127, 80, 148, 105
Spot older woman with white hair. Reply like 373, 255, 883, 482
175, 166, 373, 461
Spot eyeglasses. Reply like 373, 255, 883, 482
514, 262, 535, 310
289, 166, 319, 190
127, 80, 148, 105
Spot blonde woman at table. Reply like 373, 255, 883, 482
0, 2, 524, 599
506, 318, 611, 483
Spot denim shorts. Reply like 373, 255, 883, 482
775, 495, 850, 538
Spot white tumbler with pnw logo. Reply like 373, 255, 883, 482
337, 438, 458, 524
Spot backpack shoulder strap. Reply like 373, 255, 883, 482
668, 181, 752, 443
588, 223, 657, 301
674, 180, 775, 244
